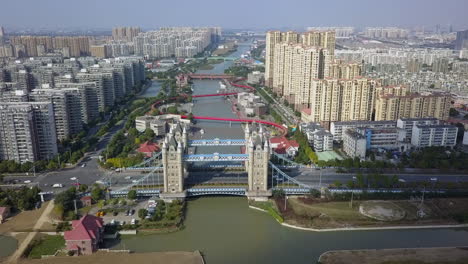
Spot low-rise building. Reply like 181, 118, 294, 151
343, 129, 367, 159
0, 207, 10, 223
64, 215, 104, 255
247, 71, 264, 85
397, 118, 440, 142
330, 120, 396, 142
137, 141, 160, 157
270, 136, 299, 158
300, 108, 314, 123
80, 196, 92, 207
300, 122, 333, 152
237, 92, 267, 117
411, 124, 458, 148
463, 131, 468, 145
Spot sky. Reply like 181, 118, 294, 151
1, 0, 468, 31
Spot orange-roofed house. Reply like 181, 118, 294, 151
137, 141, 160, 157
64, 215, 104, 255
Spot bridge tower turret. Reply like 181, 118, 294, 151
245, 124, 272, 201
160, 126, 187, 202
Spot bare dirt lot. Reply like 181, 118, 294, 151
0, 202, 55, 233
283, 197, 468, 229
319, 247, 468, 264
17, 251, 204, 264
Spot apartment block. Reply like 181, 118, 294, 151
306, 78, 377, 126
375, 91, 452, 121
0, 102, 58, 163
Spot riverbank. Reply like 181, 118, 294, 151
252, 197, 468, 232
318, 247, 468, 264
16, 251, 205, 264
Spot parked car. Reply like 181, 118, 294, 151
131, 209, 135, 215
131, 219, 137, 225
113, 211, 118, 216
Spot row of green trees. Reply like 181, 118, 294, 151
293, 130, 318, 164
0, 186, 41, 211
137, 200, 185, 229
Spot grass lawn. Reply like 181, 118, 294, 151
249, 200, 283, 223
28, 235, 65, 259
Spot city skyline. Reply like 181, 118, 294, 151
1, 0, 468, 30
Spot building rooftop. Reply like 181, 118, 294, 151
64, 215, 103, 241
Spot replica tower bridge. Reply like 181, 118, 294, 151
113, 122, 312, 201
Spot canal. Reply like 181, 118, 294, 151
112, 41, 468, 263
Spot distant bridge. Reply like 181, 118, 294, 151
189, 139, 246, 146
207, 56, 238, 61
188, 74, 235, 80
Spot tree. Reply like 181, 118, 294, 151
78, 184, 88, 193
138, 208, 148, 220
272, 189, 285, 198
127, 190, 137, 200
309, 189, 321, 198
91, 186, 104, 202
449, 108, 460, 117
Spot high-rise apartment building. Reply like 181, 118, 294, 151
90, 45, 111, 58
30, 88, 84, 141
0, 26, 5, 44
0, 102, 58, 163
375, 89, 452, 121
455, 29, 468, 50
9, 36, 91, 57
305, 78, 377, 127
274, 44, 331, 104
112, 27, 141, 41
265, 30, 335, 87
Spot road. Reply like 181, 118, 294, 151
98, 166, 468, 190
257, 87, 299, 125
4, 119, 127, 194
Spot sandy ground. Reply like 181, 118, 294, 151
0, 202, 55, 233
16, 251, 204, 264
7, 201, 55, 264
319, 247, 468, 264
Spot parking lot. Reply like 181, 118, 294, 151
89, 199, 148, 225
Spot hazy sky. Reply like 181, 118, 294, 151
1, 0, 468, 30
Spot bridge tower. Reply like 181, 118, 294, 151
245, 124, 272, 201
160, 124, 187, 202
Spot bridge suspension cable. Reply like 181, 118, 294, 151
269, 161, 313, 189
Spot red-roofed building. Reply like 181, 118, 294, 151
64, 215, 104, 255
301, 108, 314, 123
137, 141, 160, 157
270, 137, 299, 158
0, 207, 10, 223
80, 196, 92, 207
